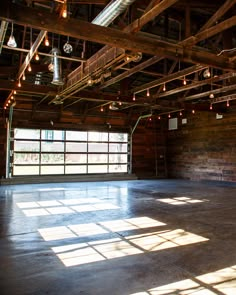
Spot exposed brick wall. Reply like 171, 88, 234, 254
167, 109, 236, 182
0, 118, 7, 178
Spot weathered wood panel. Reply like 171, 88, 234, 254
167, 109, 236, 182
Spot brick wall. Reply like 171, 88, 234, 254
167, 109, 236, 182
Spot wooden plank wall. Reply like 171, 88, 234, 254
132, 118, 166, 178
167, 108, 236, 182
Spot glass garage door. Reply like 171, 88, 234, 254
12, 129, 129, 176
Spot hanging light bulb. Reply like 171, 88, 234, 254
132, 93, 136, 101
8, 99, 11, 104
149, 117, 152, 121
109, 104, 112, 110
7, 22, 17, 48
203, 68, 211, 78
28, 63, 32, 72
183, 76, 187, 85
22, 73, 26, 80
168, 113, 171, 118
192, 109, 195, 114
62, 1, 67, 18
227, 100, 230, 107
209, 93, 214, 99
4, 106, 6, 110
119, 101, 122, 106
11, 95, 14, 99
163, 83, 166, 92
44, 33, 50, 46
17, 80, 21, 87
35, 52, 40, 61
158, 116, 161, 120
210, 104, 213, 110
146, 88, 150, 97
13, 90, 16, 94
179, 111, 182, 116
100, 106, 104, 112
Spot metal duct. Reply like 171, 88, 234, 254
92, 0, 136, 27
51, 47, 64, 85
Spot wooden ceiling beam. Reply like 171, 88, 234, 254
1, 1, 235, 71
199, 0, 236, 32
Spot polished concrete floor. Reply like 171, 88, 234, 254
0, 179, 236, 295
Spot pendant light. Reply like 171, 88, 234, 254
7, 22, 17, 48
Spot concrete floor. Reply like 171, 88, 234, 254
0, 179, 236, 295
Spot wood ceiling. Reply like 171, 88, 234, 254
0, 0, 236, 126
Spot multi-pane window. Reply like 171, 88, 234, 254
12, 129, 129, 176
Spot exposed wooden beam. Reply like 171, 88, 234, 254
154, 72, 235, 100
1, 1, 234, 71
200, 0, 236, 32
182, 15, 236, 47
133, 64, 205, 94
100, 56, 163, 89
126, 0, 179, 33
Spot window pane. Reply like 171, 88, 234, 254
109, 133, 128, 142
65, 154, 87, 164
109, 143, 127, 153
88, 131, 108, 142
88, 143, 108, 153
109, 154, 127, 164
66, 131, 87, 141
14, 153, 39, 164
109, 165, 127, 173
65, 165, 87, 174
13, 165, 39, 175
14, 141, 40, 152
66, 142, 87, 152
88, 154, 108, 164
41, 130, 64, 141
88, 165, 108, 173
41, 166, 64, 175
14, 129, 40, 140
41, 141, 64, 152
41, 154, 64, 164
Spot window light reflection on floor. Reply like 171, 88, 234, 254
130, 265, 236, 295
51, 228, 208, 267
38, 217, 166, 241
158, 196, 205, 205
17, 199, 120, 217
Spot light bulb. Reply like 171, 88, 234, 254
227, 100, 230, 107
13, 90, 16, 94
22, 73, 26, 80
163, 83, 166, 92
180, 111, 182, 116
149, 117, 152, 121
7, 35, 17, 48
119, 101, 122, 106
183, 77, 187, 85
192, 109, 195, 114
11, 95, 14, 99
158, 116, 161, 120
62, 8, 67, 18
8, 99, 11, 103
210, 104, 213, 110
146, 89, 150, 97
168, 113, 171, 118
133, 93, 136, 101
28, 64, 32, 72
209, 93, 214, 99
100, 107, 104, 112
45, 35, 49, 46
17, 80, 21, 87
35, 52, 39, 61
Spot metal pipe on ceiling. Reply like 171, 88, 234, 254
92, 0, 137, 27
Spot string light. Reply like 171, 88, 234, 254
17, 80, 21, 87
44, 33, 50, 46
8, 99, 11, 104
62, 0, 67, 18
22, 73, 26, 80
146, 88, 150, 97
28, 63, 32, 72
192, 109, 195, 114
100, 106, 104, 112
168, 113, 171, 118
210, 104, 213, 110
35, 52, 40, 61
179, 111, 182, 116
183, 76, 187, 85
132, 93, 136, 101
13, 90, 16, 94
163, 83, 166, 92
11, 95, 14, 99
158, 116, 161, 120
227, 100, 230, 107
